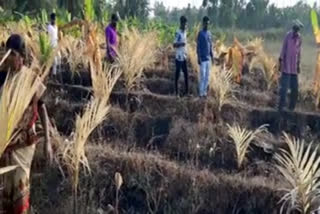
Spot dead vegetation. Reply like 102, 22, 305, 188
2, 21, 320, 214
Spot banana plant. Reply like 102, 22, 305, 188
310, 9, 320, 107
84, 0, 95, 22
39, 32, 53, 66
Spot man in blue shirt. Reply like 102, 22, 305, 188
197, 16, 214, 98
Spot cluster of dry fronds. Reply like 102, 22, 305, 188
60, 35, 87, 74
117, 26, 158, 91
275, 133, 320, 214
0, 68, 41, 156
0, 57, 54, 174
227, 124, 268, 168
209, 66, 234, 111
247, 38, 278, 90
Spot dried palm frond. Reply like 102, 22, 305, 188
250, 51, 278, 90
214, 40, 229, 65
228, 42, 244, 84
62, 63, 121, 197
0, 67, 43, 157
116, 26, 158, 91
245, 37, 264, 54
0, 165, 18, 175
227, 124, 268, 168
275, 133, 320, 214
60, 35, 88, 74
209, 66, 235, 111
63, 96, 111, 191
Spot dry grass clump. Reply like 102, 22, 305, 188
247, 38, 278, 90
117, 26, 158, 91
188, 42, 199, 75
60, 35, 87, 74
227, 124, 268, 168
209, 66, 235, 111
245, 37, 264, 54
275, 133, 320, 214
250, 51, 278, 90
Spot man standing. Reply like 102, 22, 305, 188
105, 14, 119, 63
197, 16, 214, 98
47, 13, 59, 75
173, 16, 188, 96
278, 20, 303, 112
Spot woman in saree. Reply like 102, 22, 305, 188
1, 34, 53, 214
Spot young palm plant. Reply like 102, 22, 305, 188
209, 66, 235, 111
39, 32, 53, 66
227, 124, 268, 168
275, 133, 320, 214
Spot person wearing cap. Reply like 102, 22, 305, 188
0, 34, 52, 214
197, 16, 214, 98
47, 13, 60, 76
105, 14, 119, 63
173, 16, 188, 96
278, 20, 303, 112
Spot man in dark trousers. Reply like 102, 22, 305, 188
173, 16, 188, 96
278, 19, 303, 112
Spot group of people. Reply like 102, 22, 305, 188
174, 16, 213, 98
0, 11, 304, 214
173, 15, 304, 113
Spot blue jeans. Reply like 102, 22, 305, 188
199, 60, 211, 96
278, 73, 298, 111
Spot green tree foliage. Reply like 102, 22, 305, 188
113, 0, 149, 20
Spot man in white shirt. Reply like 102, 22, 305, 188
47, 13, 59, 75
173, 16, 188, 96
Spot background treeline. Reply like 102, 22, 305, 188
0, 0, 316, 30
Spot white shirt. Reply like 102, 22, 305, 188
47, 24, 58, 47
174, 29, 187, 61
